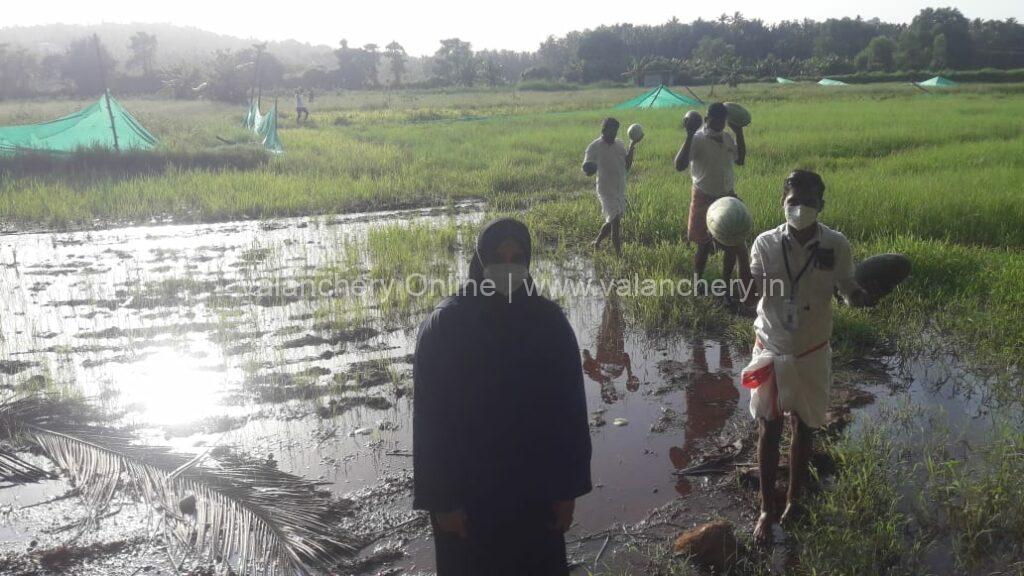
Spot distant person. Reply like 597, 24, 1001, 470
413, 218, 593, 576
583, 117, 637, 257
295, 89, 309, 124
744, 170, 873, 545
675, 102, 747, 297
307, 88, 315, 103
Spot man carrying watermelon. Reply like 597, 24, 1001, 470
583, 117, 638, 257
675, 102, 747, 298
742, 170, 874, 545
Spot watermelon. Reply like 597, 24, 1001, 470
683, 110, 703, 132
627, 123, 644, 142
855, 253, 911, 300
723, 102, 751, 128
706, 196, 753, 247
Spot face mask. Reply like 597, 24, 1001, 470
786, 205, 818, 230
483, 263, 529, 296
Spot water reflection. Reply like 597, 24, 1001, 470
669, 340, 739, 495
582, 295, 639, 404
0, 211, 761, 574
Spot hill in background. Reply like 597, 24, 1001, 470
0, 22, 337, 70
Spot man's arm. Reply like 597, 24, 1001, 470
834, 240, 875, 307
675, 130, 697, 171
733, 125, 746, 166
743, 236, 766, 305
582, 142, 597, 176
625, 141, 636, 171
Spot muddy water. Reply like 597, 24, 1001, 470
0, 206, 755, 574
0, 207, 1014, 575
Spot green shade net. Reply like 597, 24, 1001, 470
243, 100, 284, 154
614, 84, 702, 109
917, 76, 958, 87
776, 77, 796, 84
0, 93, 157, 155
818, 78, 849, 86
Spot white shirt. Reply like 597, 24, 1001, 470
689, 127, 737, 198
750, 222, 860, 355
584, 137, 628, 201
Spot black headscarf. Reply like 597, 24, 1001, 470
467, 217, 532, 284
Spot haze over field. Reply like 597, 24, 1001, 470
2, 3, 1024, 576
4, 0, 1023, 56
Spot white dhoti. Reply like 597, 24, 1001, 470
597, 189, 626, 222
745, 341, 831, 428
584, 137, 628, 223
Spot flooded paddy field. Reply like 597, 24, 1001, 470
0, 205, 1019, 575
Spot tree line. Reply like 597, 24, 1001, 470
0, 7, 1021, 102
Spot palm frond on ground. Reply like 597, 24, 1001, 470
0, 395, 361, 575
0, 445, 53, 484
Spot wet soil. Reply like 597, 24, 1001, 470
0, 205, 1009, 575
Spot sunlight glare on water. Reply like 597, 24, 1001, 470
103, 345, 229, 426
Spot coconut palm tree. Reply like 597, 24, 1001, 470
0, 395, 360, 575
621, 57, 650, 86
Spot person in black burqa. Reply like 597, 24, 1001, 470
413, 218, 593, 576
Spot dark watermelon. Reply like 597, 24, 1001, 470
683, 110, 703, 132
855, 253, 911, 300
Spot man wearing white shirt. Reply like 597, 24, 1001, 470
745, 170, 873, 544
675, 102, 747, 295
295, 89, 309, 124
583, 118, 637, 257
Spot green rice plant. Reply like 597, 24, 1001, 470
1, 86, 1023, 374
924, 421, 1024, 566
0, 146, 268, 182
365, 221, 459, 322
791, 430, 920, 576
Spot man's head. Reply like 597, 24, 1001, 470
601, 118, 620, 143
706, 102, 728, 132
782, 170, 826, 210
782, 170, 826, 232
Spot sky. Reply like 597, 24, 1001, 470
6, 0, 1023, 56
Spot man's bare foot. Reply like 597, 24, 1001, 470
753, 510, 776, 546
780, 501, 803, 526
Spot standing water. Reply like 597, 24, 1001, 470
0, 206, 1011, 574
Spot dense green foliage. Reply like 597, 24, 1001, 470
1, 8, 1022, 99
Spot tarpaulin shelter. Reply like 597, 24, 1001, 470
0, 92, 157, 155
243, 99, 283, 154
917, 76, 957, 88
776, 77, 796, 84
818, 78, 849, 86
614, 84, 702, 109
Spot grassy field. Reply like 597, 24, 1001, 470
2, 82, 1023, 366
3, 82, 1024, 574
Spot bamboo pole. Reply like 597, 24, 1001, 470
94, 34, 120, 152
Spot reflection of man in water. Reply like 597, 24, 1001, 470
669, 341, 739, 494
582, 296, 639, 404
